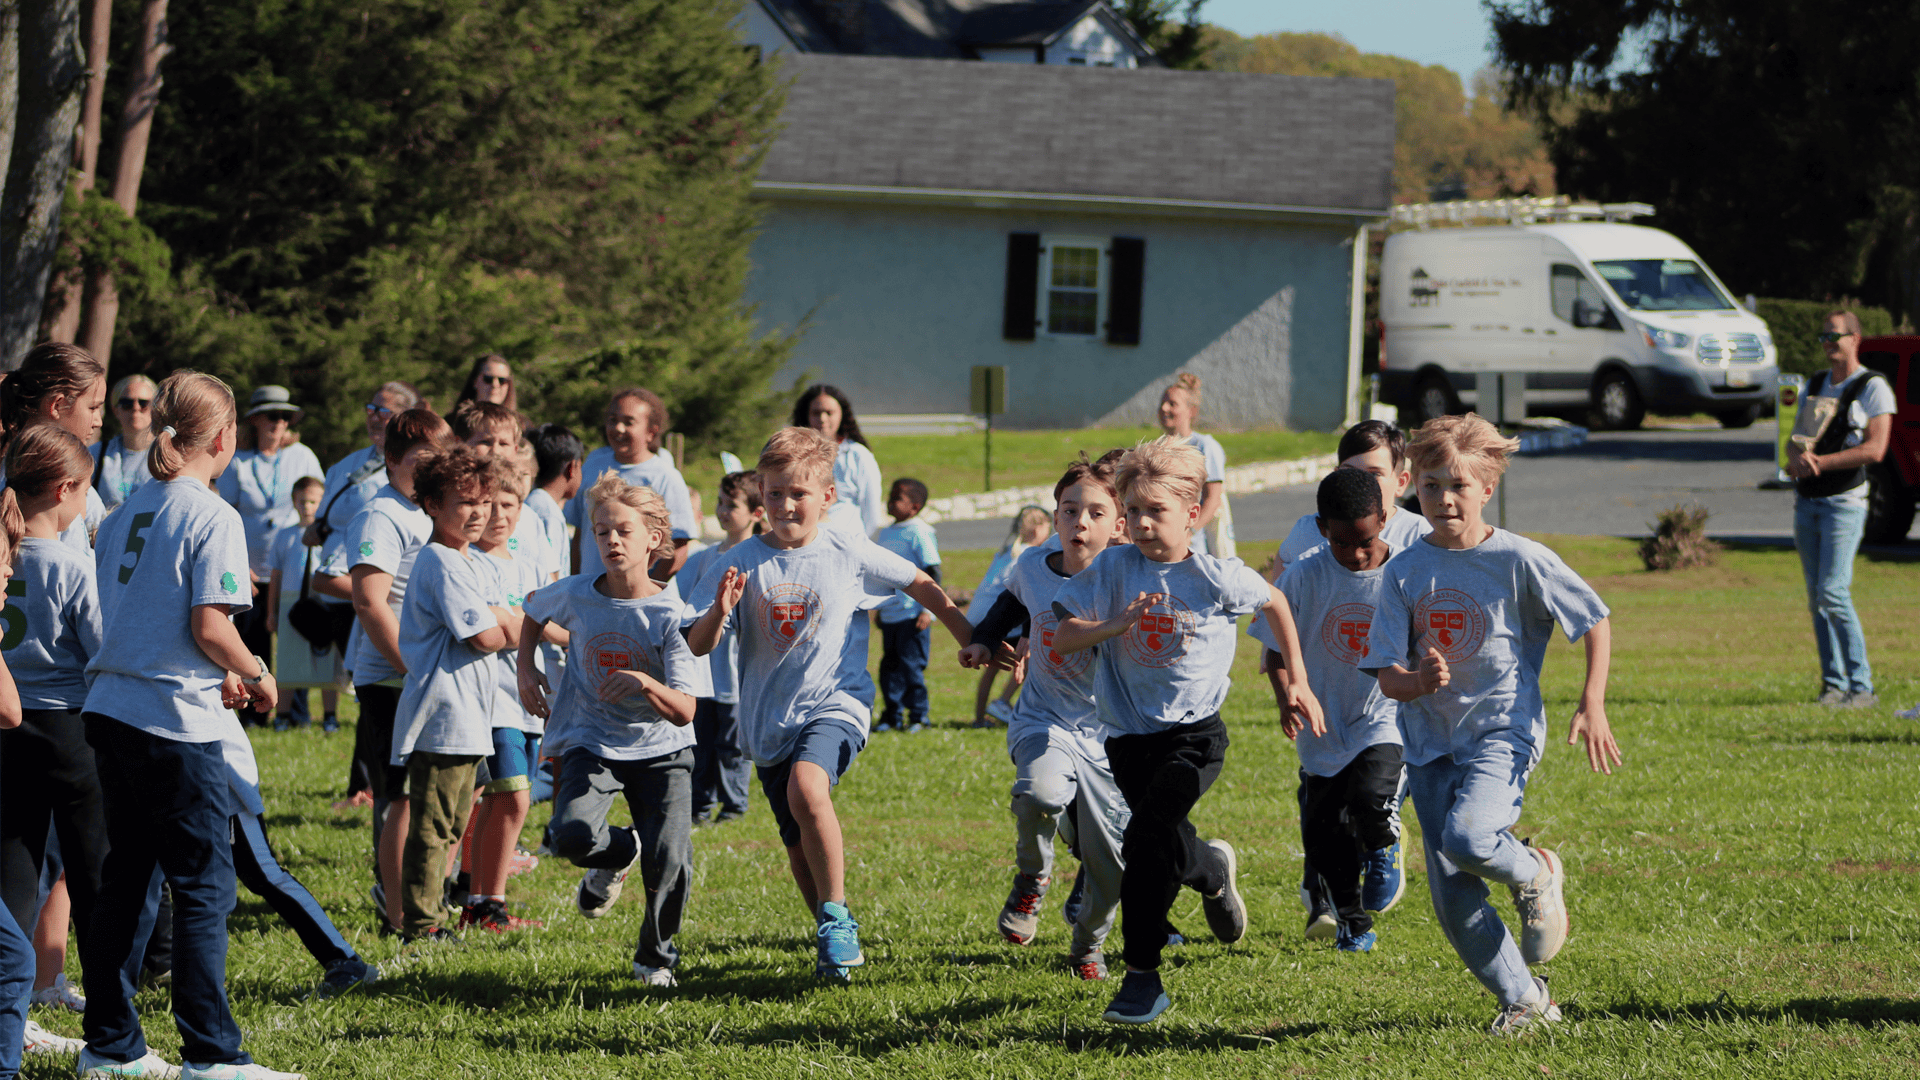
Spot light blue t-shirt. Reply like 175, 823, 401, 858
1185, 432, 1228, 556
523, 574, 700, 762
826, 438, 885, 538
313, 445, 386, 587
2, 536, 104, 710
329, 484, 431, 686
1254, 546, 1403, 776
524, 487, 568, 582
679, 542, 741, 705
1000, 546, 1105, 761
86, 478, 253, 742
60, 487, 105, 554
393, 543, 498, 762
93, 435, 157, 511
563, 448, 696, 579
1362, 530, 1609, 769
688, 528, 918, 766
476, 546, 545, 734
873, 518, 939, 624
1278, 504, 1433, 573
216, 443, 325, 580
1051, 544, 1269, 736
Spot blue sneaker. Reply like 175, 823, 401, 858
1362, 840, 1406, 913
1102, 968, 1170, 1024
1335, 926, 1377, 953
1060, 871, 1086, 930
816, 901, 864, 978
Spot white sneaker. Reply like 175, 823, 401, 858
182, 1063, 307, 1080
984, 700, 1014, 725
76, 1046, 182, 1077
1510, 846, 1569, 965
1489, 975, 1562, 1035
577, 828, 641, 919
23, 1018, 84, 1055
1897, 702, 1920, 720
33, 972, 86, 1012
632, 963, 677, 987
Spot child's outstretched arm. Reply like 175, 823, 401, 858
599, 669, 696, 726
1569, 616, 1621, 774
687, 567, 744, 657
904, 572, 972, 646
516, 613, 552, 719
1260, 585, 1325, 737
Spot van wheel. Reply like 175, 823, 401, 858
1864, 463, 1916, 544
1715, 405, 1760, 429
1411, 373, 1458, 426
1590, 370, 1645, 430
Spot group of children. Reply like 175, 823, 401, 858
0, 337, 1626, 1077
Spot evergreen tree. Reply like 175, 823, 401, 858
1120, 1, 1210, 70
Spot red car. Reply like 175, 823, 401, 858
1858, 335, 1920, 542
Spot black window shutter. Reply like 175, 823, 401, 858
1107, 237, 1145, 345
1003, 233, 1041, 341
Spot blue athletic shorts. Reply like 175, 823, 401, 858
756, 716, 864, 848
485, 730, 542, 795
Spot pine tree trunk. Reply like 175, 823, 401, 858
80, 0, 167, 365
1, 4, 19, 198
0, 0, 85, 370
45, 0, 109, 344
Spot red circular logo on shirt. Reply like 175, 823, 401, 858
1413, 588, 1487, 664
1320, 602, 1374, 665
1033, 610, 1092, 682
758, 583, 820, 654
584, 632, 651, 690
1121, 594, 1194, 669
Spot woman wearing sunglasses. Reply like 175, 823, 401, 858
94, 375, 160, 511
454, 354, 517, 413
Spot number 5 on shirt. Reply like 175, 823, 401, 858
119, 512, 156, 584
0, 580, 24, 649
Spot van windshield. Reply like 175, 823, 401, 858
1592, 259, 1733, 311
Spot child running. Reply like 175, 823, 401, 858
391, 448, 518, 943
1050, 436, 1323, 1025
686, 427, 974, 981
872, 478, 940, 733
1273, 420, 1429, 573
1362, 414, 1621, 1034
520, 474, 700, 984
81, 371, 301, 1079
679, 470, 764, 827
961, 453, 1126, 980
1253, 469, 1408, 955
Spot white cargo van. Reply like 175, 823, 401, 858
1378, 203, 1778, 429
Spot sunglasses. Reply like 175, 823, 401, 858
479, 375, 511, 386
365, 403, 394, 418
117, 397, 152, 410
1818, 331, 1856, 343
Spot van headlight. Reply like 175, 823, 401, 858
1639, 324, 1690, 349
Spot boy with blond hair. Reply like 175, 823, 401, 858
1363, 413, 1621, 1035
1051, 436, 1324, 1025
687, 427, 975, 980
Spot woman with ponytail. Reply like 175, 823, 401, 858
0, 344, 107, 553
80, 372, 304, 1079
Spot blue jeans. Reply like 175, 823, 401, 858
1406, 742, 1542, 1008
549, 747, 692, 969
80, 715, 249, 1067
1794, 495, 1874, 694
877, 618, 930, 726
0, 895, 31, 1079
691, 700, 751, 820
232, 813, 357, 970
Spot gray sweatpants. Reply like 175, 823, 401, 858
1009, 725, 1127, 955
549, 746, 693, 970
1406, 739, 1544, 1007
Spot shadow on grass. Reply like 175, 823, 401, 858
1591, 995, 1920, 1028
1776, 730, 1920, 747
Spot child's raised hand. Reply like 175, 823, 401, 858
715, 567, 747, 613
598, 669, 651, 705
519, 665, 551, 720
1418, 647, 1451, 694
1568, 700, 1622, 774
958, 643, 991, 669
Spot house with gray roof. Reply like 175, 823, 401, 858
744, 53, 1395, 429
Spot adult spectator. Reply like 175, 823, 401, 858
1787, 310, 1893, 709
796, 383, 883, 537
93, 374, 159, 511
0, 342, 108, 552
453, 354, 517, 412
1157, 372, 1228, 554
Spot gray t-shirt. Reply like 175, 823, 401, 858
329, 485, 431, 686
393, 543, 498, 762
1001, 546, 1105, 762
522, 574, 700, 762
2, 536, 103, 710
476, 547, 545, 734
691, 528, 918, 766
1185, 432, 1228, 556
1362, 530, 1609, 768
314, 446, 386, 583
1252, 546, 1402, 776
60, 487, 105, 554
1052, 544, 1269, 736
525, 488, 569, 581
1277, 505, 1432, 573
564, 448, 696, 579
216, 443, 325, 580
94, 435, 157, 511
679, 542, 740, 705
86, 478, 253, 742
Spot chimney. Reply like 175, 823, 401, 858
812, 0, 868, 53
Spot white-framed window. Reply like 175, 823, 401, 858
1040, 235, 1105, 337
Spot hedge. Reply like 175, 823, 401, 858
1753, 298, 1897, 375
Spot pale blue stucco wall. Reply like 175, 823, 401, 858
744, 200, 1359, 431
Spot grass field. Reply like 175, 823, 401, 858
679, 427, 1342, 502
25, 537, 1920, 1078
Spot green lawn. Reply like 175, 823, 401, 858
680, 427, 1341, 503
28, 537, 1920, 1077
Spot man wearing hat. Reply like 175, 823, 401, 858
216, 387, 327, 725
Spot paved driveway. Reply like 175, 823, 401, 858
935, 423, 1878, 550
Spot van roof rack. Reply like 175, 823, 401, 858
1389, 197, 1656, 230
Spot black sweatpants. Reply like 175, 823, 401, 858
1105, 714, 1229, 973
1298, 743, 1404, 936
0, 708, 109, 949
